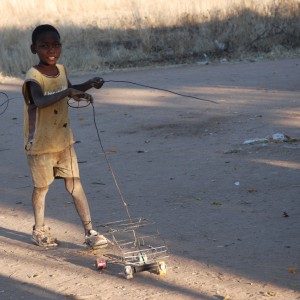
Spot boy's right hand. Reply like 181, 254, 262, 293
69, 89, 94, 103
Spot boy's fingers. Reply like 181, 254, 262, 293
82, 93, 93, 103
72, 93, 93, 103
92, 77, 104, 88
72, 95, 81, 102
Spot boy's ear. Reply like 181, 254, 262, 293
30, 44, 37, 54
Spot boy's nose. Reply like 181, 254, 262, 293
48, 46, 56, 52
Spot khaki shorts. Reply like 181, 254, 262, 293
27, 145, 80, 188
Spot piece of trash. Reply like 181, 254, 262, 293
243, 138, 268, 145
137, 150, 147, 153
283, 211, 289, 218
271, 133, 286, 141
247, 189, 257, 193
234, 181, 240, 186
32, 274, 41, 278
107, 148, 117, 153
211, 201, 222, 206
197, 61, 209, 65
288, 267, 297, 274
243, 133, 298, 145
214, 39, 226, 50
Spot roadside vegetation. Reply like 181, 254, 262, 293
0, 0, 299, 76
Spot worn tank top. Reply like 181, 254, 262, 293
22, 64, 74, 155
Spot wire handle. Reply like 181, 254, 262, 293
104, 80, 218, 104
0, 92, 11, 115
91, 102, 132, 221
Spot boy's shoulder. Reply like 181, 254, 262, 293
24, 67, 42, 82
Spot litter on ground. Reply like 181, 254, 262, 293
243, 133, 299, 145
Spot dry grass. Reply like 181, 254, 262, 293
0, 0, 300, 76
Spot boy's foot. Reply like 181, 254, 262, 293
85, 229, 108, 249
32, 225, 58, 247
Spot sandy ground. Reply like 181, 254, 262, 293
0, 58, 299, 300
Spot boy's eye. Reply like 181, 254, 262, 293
38, 43, 62, 50
54, 43, 62, 48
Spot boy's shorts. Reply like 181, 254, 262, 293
27, 145, 80, 188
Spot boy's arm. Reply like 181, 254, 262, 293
27, 81, 93, 108
69, 77, 104, 92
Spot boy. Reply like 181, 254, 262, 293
22, 24, 108, 249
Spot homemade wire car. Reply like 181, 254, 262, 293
96, 217, 169, 279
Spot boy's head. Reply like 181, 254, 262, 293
30, 24, 62, 66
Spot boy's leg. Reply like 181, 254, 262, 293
32, 186, 58, 247
64, 177, 108, 248
32, 186, 48, 229
64, 177, 92, 234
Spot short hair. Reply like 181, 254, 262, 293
32, 24, 60, 44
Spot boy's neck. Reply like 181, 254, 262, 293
34, 63, 59, 77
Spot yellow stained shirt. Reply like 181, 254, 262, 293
22, 64, 74, 155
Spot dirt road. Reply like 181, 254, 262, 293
0, 58, 299, 299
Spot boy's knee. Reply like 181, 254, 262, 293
65, 177, 81, 194
32, 186, 49, 204
33, 186, 49, 196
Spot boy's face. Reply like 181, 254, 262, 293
31, 31, 62, 67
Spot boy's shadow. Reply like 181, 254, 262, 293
0, 226, 81, 250
0, 226, 124, 276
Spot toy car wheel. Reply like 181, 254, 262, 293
157, 261, 167, 275
124, 265, 134, 279
96, 258, 107, 270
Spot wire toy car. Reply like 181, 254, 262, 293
96, 217, 169, 279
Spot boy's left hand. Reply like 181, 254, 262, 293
90, 77, 104, 89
